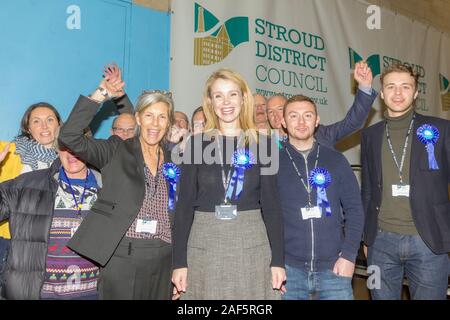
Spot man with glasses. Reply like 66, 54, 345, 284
110, 113, 136, 140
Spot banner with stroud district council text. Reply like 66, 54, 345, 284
170, 0, 450, 164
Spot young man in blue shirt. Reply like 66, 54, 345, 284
278, 94, 365, 300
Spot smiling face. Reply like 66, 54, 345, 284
58, 149, 88, 179
28, 107, 60, 148
136, 102, 170, 146
282, 100, 320, 144
209, 78, 243, 129
381, 71, 418, 117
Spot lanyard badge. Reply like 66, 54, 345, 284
385, 115, 415, 197
215, 135, 254, 220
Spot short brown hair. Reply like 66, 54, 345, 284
284, 95, 317, 118
380, 63, 419, 90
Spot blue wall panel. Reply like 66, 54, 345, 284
0, 0, 170, 140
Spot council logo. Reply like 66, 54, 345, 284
440, 73, 450, 111
348, 48, 381, 93
194, 3, 249, 66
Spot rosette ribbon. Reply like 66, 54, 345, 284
309, 167, 332, 217
416, 124, 439, 170
226, 149, 256, 200
162, 162, 181, 210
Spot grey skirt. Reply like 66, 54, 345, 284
182, 209, 281, 300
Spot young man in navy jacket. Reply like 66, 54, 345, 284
278, 94, 365, 300
361, 64, 450, 300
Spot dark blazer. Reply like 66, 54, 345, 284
361, 112, 450, 254
59, 95, 174, 266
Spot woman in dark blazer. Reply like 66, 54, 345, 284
59, 76, 178, 300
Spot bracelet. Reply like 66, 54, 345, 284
97, 86, 109, 98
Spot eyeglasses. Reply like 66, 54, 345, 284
141, 89, 173, 98
112, 127, 136, 134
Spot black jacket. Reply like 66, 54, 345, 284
0, 160, 101, 299
361, 112, 450, 254
59, 95, 175, 267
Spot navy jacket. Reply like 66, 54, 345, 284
278, 143, 364, 271
361, 113, 450, 254
314, 88, 377, 148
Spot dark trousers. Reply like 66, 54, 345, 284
99, 237, 172, 300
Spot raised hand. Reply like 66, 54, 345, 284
0, 143, 10, 164
354, 61, 373, 88
102, 63, 125, 98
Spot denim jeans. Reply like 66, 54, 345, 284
282, 264, 353, 300
367, 229, 449, 300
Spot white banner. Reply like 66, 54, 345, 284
170, 0, 450, 164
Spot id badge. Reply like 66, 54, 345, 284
301, 206, 322, 220
392, 184, 410, 197
136, 219, 157, 234
215, 204, 237, 220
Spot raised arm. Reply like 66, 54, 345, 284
316, 61, 377, 147
104, 63, 134, 114
58, 65, 127, 169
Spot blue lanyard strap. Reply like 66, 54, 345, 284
60, 168, 89, 216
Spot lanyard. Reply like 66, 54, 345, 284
385, 113, 415, 184
216, 134, 244, 203
285, 143, 320, 206
60, 168, 89, 216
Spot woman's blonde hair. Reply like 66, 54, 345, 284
202, 68, 257, 142
135, 90, 175, 144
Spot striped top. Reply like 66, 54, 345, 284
40, 170, 99, 300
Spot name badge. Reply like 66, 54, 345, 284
136, 219, 157, 234
70, 226, 79, 238
392, 184, 410, 197
215, 204, 237, 220
301, 206, 322, 220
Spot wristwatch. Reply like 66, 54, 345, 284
97, 86, 109, 98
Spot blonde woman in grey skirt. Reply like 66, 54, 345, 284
171, 68, 286, 300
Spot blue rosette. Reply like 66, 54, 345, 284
309, 167, 332, 217
416, 124, 440, 170
162, 162, 181, 210
226, 149, 256, 200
